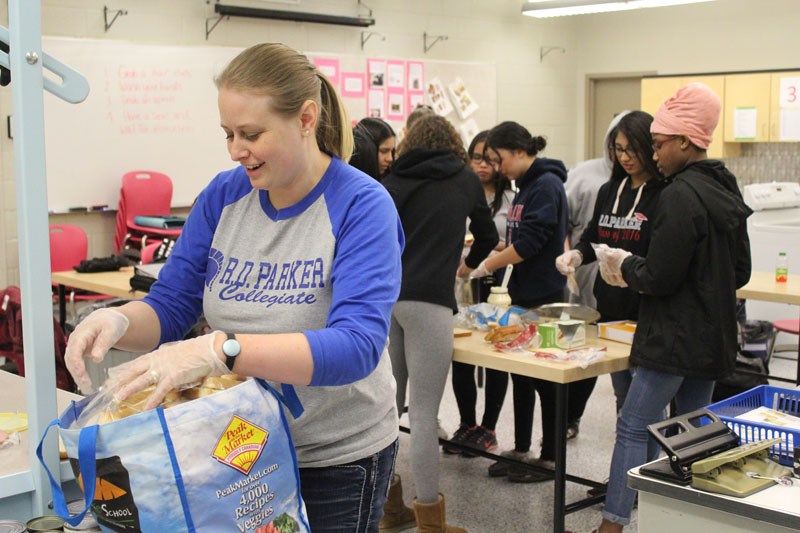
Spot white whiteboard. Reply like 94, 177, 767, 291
43, 37, 241, 211
42, 37, 496, 212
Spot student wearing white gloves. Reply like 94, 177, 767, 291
65, 43, 404, 533
556, 111, 668, 415
461, 121, 568, 483
592, 83, 751, 533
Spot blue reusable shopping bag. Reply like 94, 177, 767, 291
38, 379, 311, 533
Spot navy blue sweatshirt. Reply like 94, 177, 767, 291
507, 157, 568, 307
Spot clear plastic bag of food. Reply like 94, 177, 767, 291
529, 346, 607, 368
491, 323, 541, 352
71, 361, 245, 429
463, 302, 529, 330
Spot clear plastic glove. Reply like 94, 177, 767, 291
456, 259, 471, 279
555, 250, 583, 276
603, 247, 632, 273
599, 261, 628, 288
468, 260, 491, 280
64, 308, 130, 394
594, 244, 632, 288
106, 332, 228, 411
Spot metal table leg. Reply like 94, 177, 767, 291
795, 309, 799, 385
58, 284, 66, 331
553, 382, 568, 533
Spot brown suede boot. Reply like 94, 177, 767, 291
412, 493, 467, 533
379, 475, 416, 532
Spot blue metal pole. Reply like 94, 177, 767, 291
9, 0, 58, 516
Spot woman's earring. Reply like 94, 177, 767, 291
303, 129, 310, 137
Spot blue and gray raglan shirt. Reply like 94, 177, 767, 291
143, 156, 404, 466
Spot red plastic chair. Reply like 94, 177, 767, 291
117, 170, 183, 251
49, 224, 113, 314
773, 319, 799, 359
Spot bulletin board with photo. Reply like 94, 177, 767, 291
308, 52, 497, 147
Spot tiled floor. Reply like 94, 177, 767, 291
392, 350, 798, 533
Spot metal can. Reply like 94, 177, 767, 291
64, 526, 101, 533
25, 514, 65, 532
0, 519, 27, 533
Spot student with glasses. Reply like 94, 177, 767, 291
592, 83, 751, 533
557, 110, 669, 420
446, 131, 513, 458
462, 121, 569, 483
559, 111, 629, 442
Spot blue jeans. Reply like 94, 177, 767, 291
610, 369, 632, 414
602, 367, 715, 525
299, 439, 398, 532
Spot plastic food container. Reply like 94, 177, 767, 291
706, 385, 800, 466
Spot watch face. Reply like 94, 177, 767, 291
222, 338, 241, 357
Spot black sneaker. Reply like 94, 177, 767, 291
442, 424, 474, 454
508, 457, 554, 483
487, 450, 532, 477
462, 425, 498, 457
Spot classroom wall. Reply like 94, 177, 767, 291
4, 0, 800, 289
0, 0, 578, 288
572, 0, 800, 159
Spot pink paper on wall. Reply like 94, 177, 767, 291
407, 61, 424, 92
312, 57, 340, 88
386, 60, 405, 89
367, 88, 386, 118
407, 92, 424, 116
341, 72, 367, 98
367, 58, 387, 88
386, 88, 405, 121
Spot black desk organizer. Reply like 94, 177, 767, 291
640, 408, 740, 485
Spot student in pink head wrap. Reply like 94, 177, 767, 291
592, 83, 753, 533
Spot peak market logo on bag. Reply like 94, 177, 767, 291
71, 455, 142, 532
213, 415, 269, 474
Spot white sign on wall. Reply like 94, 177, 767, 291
779, 77, 800, 109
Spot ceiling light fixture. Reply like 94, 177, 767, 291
521, 0, 715, 18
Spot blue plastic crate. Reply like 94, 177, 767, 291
707, 385, 800, 466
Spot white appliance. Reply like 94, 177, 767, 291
742, 182, 800, 344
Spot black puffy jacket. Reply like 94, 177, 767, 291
620, 160, 752, 380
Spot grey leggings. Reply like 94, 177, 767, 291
388, 300, 453, 503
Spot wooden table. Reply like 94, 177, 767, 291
452, 328, 631, 533
736, 271, 800, 383
51, 268, 148, 329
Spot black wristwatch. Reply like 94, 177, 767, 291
221, 332, 241, 371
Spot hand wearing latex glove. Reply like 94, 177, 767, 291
598, 260, 628, 288
603, 247, 632, 273
555, 250, 583, 276
64, 308, 130, 394
456, 260, 471, 279
107, 331, 229, 411
468, 260, 491, 280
